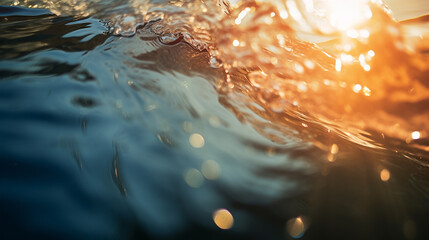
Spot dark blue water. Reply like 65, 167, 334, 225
1, 5, 429, 240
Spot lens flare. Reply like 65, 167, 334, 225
300, 0, 374, 32
323, 0, 373, 30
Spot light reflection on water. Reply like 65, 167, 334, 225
0, 1, 429, 239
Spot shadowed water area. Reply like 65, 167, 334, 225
1, 1, 429, 240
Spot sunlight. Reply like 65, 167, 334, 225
310, 0, 373, 31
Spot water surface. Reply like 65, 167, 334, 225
1, 1, 429, 240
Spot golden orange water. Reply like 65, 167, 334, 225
208, 0, 429, 150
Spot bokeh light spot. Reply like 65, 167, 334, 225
213, 209, 234, 230
412, 131, 421, 140
286, 216, 306, 238
380, 169, 390, 182
330, 144, 339, 154
189, 133, 205, 148
184, 168, 204, 188
202, 160, 221, 180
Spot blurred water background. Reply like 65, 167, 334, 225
1, 0, 429, 239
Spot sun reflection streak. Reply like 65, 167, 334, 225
335, 58, 342, 72
235, 7, 251, 24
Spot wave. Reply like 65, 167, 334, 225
6, 0, 429, 163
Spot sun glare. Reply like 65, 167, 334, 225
312, 0, 373, 31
